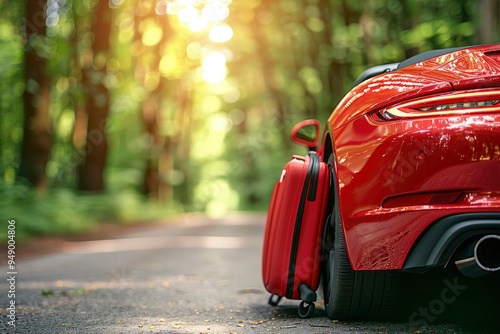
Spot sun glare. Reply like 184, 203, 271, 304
142, 24, 163, 46
202, 51, 227, 83
178, 5, 198, 22
179, 0, 198, 6
165, 1, 181, 15
189, 16, 208, 32
202, 3, 229, 21
209, 23, 233, 43
166, 0, 233, 84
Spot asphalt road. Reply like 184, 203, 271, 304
1, 213, 498, 334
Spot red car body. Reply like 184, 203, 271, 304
321, 44, 500, 272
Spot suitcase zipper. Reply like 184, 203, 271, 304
307, 153, 319, 201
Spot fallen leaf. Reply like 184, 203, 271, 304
41, 289, 54, 296
62, 288, 87, 295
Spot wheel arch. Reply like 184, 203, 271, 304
322, 131, 333, 164
321, 129, 355, 267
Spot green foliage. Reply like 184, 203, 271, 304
0, 183, 180, 244
0, 15, 24, 185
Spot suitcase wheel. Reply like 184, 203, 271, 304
298, 300, 315, 318
268, 294, 282, 307
298, 283, 316, 318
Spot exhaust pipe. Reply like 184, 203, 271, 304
455, 235, 500, 278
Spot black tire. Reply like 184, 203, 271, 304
322, 155, 402, 321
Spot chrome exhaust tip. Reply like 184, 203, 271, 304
455, 235, 500, 278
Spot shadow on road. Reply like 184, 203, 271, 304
400, 269, 498, 332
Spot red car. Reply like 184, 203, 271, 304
291, 44, 500, 320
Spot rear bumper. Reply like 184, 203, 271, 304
402, 213, 500, 273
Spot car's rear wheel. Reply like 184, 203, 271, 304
322, 156, 402, 321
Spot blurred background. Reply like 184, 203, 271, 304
1, 0, 499, 242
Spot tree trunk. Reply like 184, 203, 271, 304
477, 0, 496, 44
317, 0, 336, 113
133, 0, 173, 200
141, 89, 163, 198
249, 3, 289, 148
401, 0, 420, 58
18, 0, 51, 188
77, 1, 113, 192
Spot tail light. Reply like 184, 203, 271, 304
371, 89, 500, 121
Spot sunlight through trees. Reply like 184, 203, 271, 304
0, 0, 499, 226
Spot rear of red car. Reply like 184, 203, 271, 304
327, 44, 500, 273
318, 45, 500, 320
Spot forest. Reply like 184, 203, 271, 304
1, 0, 499, 241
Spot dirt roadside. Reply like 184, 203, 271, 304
1, 221, 163, 263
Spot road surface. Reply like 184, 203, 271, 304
0, 213, 497, 333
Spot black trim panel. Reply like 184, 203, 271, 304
353, 63, 399, 87
402, 213, 500, 273
396, 46, 470, 69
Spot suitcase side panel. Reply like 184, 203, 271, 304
289, 159, 330, 299
285, 153, 318, 298
262, 157, 308, 297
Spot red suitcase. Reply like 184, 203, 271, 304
262, 151, 330, 318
